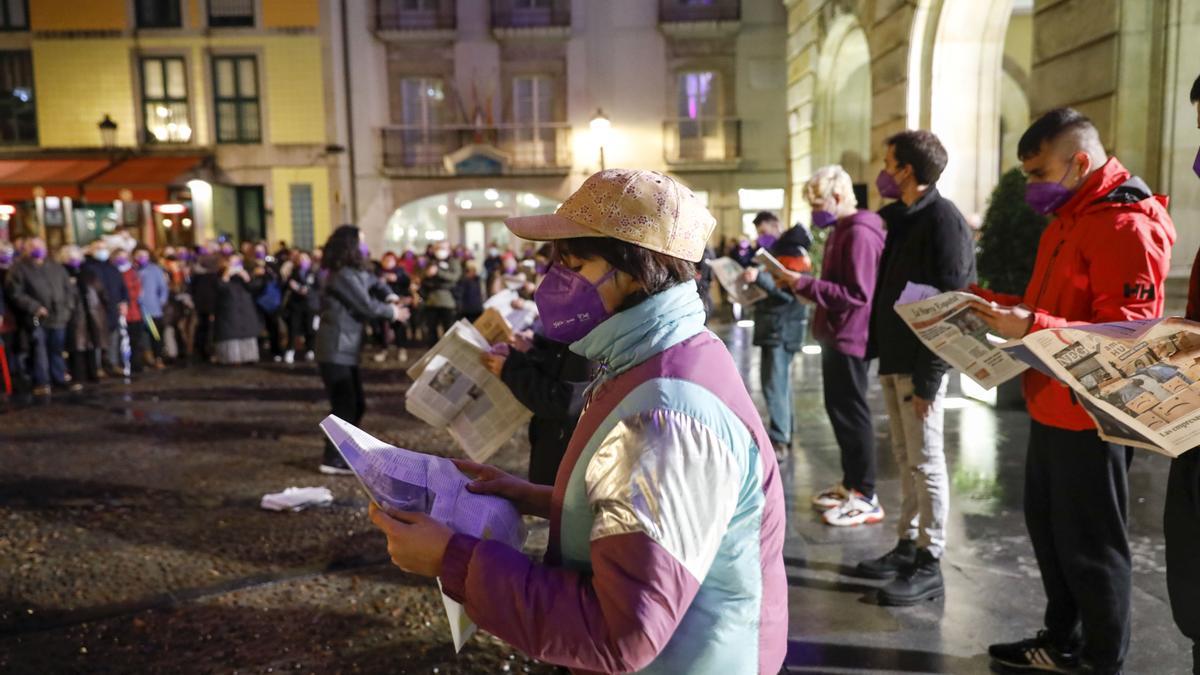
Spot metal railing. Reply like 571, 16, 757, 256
376, 0, 456, 31
662, 117, 741, 164
381, 122, 572, 172
658, 0, 740, 23
491, 0, 571, 29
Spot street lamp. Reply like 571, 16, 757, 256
589, 108, 611, 171
98, 114, 118, 148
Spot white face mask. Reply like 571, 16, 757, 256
435, 249, 450, 260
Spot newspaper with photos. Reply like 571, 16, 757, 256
405, 320, 532, 462
483, 289, 538, 333
708, 257, 767, 306
1014, 318, 1200, 457
319, 415, 526, 651
894, 283, 1030, 389
753, 247, 797, 277
472, 307, 513, 346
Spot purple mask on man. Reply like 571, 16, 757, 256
30, 247, 46, 260
811, 210, 838, 229
534, 264, 616, 344
0, 251, 11, 265
1192, 146, 1200, 179
756, 234, 778, 250
1024, 166, 1076, 216
876, 169, 902, 199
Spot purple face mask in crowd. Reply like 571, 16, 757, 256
66, 258, 82, 270
0, 251, 11, 266
811, 210, 838, 229
135, 254, 150, 267
757, 234, 777, 249
359, 242, 371, 259
30, 247, 46, 260
876, 169, 902, 199
1024, 165, 1076, 216
254, 250, 266, 260
1193, 146, 1200, 179
534, 264, 616, 344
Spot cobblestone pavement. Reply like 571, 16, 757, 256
0, 324, 1191, 674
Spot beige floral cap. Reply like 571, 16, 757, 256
504, 169, 716, 263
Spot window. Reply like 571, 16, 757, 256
213, 56, 260, 143
399, 77, 444, 165
0, 0, 27, 30
141, 57, 191, 143
289, 184, 315, 251
136, 0, 182, 28
236, 186, 265, 243
512, 76, 554, 165
0, 51, 35, 144
513, 0, 550, 8
208, 0, 254, 27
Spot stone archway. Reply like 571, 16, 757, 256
812, 14, 872, 185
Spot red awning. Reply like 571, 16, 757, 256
84, 156, 205, 202
0, 158, 111, 200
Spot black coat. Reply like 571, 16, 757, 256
315, 266, 396, 366
499, 335, 592, 486
82, 258, 128, 327
456, 276, 484, 316
215, 275, 262, 341
5, 259, 76, 329
191, 272, 220, 316
67, 266, 109, 351
868, 187, 977, 399
751, 269, 809, 350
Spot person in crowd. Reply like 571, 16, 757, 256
972, 110, 1175, 674
753, 211, 783, 251
314, 225, 407, 475
135, 247, 169, 370
1171, 71, 1200, 675
488, 252, 524, 296
162, 249, 195, 363
251, 245, 285, 362
213, 254, 261, 365
774, 165, 886, 527
456, 261, 484, 323
370, 169, 787, 673
190, 253, 220, 364
742, 217, 811, 460
420, 240, 461, 345
0, 243, 17, 393
61, 245, 106, 386
729, 235, 754, 268
5, 237, 76, 395
82, 240, 129, 376
372, 251, 413, 364
283, 251, 320, 364
113, 249, 145, 374
483, 242, 503, 292
857, 130, 975, 606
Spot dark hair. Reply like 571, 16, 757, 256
752, 211, 778, 226
1017, 108, 1096, 161
552, 237, 696, 312
885, 130, 948, 185
322, 224, 364, 272
1192, 74, 1200, 103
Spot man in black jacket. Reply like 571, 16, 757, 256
855, 130, 976, 607
6, 237, 76, 395
81, 240, 129, 375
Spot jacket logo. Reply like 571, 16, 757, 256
1123, 283, 1155, 301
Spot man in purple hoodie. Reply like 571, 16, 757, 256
771, 165, 885, 527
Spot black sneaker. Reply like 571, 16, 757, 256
877, 548, 943, 606
855, 539, 917, 579
319, 448, 354, 476
988, 630, 1081, 673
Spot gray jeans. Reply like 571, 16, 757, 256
880, 373, 949, 557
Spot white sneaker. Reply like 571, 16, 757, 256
284, 350, 295, 364
397, 348, 408, 363
272, 355, 282, 363
812, 483, 849, 511
304, 351, 315, 362
822, 491, 885, 527
318, 463, 354, 476
372, 350, 388, 363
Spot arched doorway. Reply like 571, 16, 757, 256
384, 189, 559, 256
813, 15, 872, 190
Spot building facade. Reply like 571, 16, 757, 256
334, 0, 791, 256
0, 0, 339, 250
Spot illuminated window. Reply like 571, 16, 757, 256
141, 57, 191, 143
0, 50, 34, 144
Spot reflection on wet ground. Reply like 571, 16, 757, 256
0, 323, 1191, 674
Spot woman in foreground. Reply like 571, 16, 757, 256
369, 169, 787, 674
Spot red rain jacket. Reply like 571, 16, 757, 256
975, 157, 1175, 431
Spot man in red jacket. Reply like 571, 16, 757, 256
972, 108, 1175, 675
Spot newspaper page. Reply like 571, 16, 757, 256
1017, 318, 1200, 457
894, 284, 1030, 389
753, 247, 794, 276
708, 257, 767, 306
483, 289, 538, 333
405, 321, 532, 462
319, 415, 525, 651
472, 308, 512, 345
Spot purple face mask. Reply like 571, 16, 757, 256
811, 210, 837, 229
66, 258, 82, 270
1192, 146, 1200, 179
757, 234, 778, 249
0, 252, 11, 265
534, 264, 616, 344
135, 254, 150, 267
1024, 166, 1075, 216
254, 251, 266, 260
30, 247, 46, 260
359, 242, 370, 259
876, 169, 902, 199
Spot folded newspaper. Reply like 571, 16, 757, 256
896, 283, 1200, 457
707, 257, 767, 306
320, 414, 526, 652
405, 320, 533, 462
483, 289, 538, 333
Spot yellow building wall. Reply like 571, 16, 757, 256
32, 40, 137, 147
265, 37, 327, 145
30, 0, 126, 31
271, 167, 330, 245
262, 0, 319, 29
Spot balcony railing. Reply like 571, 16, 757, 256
658, 0, 740, 23
492, 0, 571, 29
663, 117, 741, 166
376, 0, 456, 31
381, 122, 572, 173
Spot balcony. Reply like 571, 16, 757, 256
381, 122, 572, 176
492, 0, 570, 32
376, 0, 456, 36
659, 0, 740, 23
663, 117, 741, 169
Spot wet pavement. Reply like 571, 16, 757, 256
0, 323, 1191, 674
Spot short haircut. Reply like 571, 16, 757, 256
804, 165, 857, 209
552, 236, 696, 312
752, 211, 778, 226
1017, 107, 1104, 163
1192, 73, 1200, 103
885, 130, 948, 185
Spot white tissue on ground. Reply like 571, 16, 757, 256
260, 487, 334, 512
